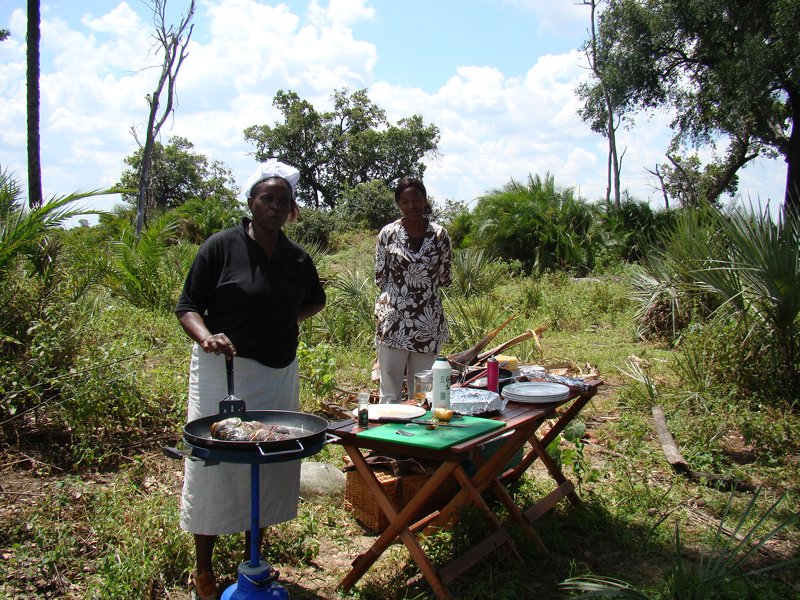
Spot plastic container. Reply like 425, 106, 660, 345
431, 357, 451, 410
413, 370, 433, 404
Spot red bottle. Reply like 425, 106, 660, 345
486, 357, 499, 392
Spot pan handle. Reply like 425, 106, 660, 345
256, 438, 304, 457
226, 354, 234, 396
162, 446, 202, 461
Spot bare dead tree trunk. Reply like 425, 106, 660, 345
583, 0, 623, 209
135, 0, 196, 236
26, 0, 43, 209
645, 164, 670, 210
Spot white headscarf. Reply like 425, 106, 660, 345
244, 159, 301, 198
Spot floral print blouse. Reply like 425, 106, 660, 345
374, 219, 452, 353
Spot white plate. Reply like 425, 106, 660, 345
502, 382, 571, 403
351, 403, 426, 421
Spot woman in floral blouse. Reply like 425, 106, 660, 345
374, 177, 452, 402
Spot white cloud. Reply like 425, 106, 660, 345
0, 0, 786, 217
308, 0, 376, 28
506, 0, 590, 38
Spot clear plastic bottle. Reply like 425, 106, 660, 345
431, 356, 451, 410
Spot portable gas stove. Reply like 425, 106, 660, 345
164, 355, 331, 599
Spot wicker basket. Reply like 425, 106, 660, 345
344, 461, 457, 534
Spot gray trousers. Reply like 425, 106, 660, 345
377, 343, 436, 403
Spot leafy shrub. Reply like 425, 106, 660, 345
334, 180, 398, 232
285, 206, 337, 248
450, 248, 509, 298
674, 317, 798, 409
0, 272, 91, 438
297, 341, 338, 409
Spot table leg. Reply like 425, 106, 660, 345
339, 446, 456, 600
434, 428, 533, 526
433, 428, 544, 580
503, 392, 594, 497
528, 434, 583, 508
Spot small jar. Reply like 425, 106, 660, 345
357, 392, 370, 427
413, 370, 433, 405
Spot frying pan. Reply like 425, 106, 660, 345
181, 355, 329, 457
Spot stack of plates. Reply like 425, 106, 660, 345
502, 382, 571, 404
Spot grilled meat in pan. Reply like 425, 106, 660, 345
209, 417, 292, 442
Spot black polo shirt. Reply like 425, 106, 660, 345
176, 219, 326, 368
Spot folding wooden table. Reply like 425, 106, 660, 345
327, 379, 601, 599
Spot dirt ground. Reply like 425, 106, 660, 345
0, 453, 386, 600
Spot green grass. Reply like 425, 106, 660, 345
1, 269, 798, 599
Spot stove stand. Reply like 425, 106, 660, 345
221, 462, 289, 600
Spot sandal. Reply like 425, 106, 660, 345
189, 570, 218, 600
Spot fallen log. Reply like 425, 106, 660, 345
651, 404, 690, 471
652, 404, 754, 492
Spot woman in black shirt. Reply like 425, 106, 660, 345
175, 159, 326, 600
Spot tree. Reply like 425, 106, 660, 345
119, 136, 239, 210
334, 180, 398, 231
26, 0, 42, 209
577, 0, 625, 209
587, 0, 800, 217
133, 0, 195, 236
118, 136, 242, 243
244, 88, 440, 210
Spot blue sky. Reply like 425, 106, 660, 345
0, 0, 786, 219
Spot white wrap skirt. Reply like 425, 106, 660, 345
180, 345, 301, 535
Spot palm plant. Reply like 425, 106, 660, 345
699, 206, 800, 389
629, 207, 722, 342
561, 490, 799, 599
450, 248, 508, 298
173, 196, 245, 243
442, 292, 508, 353
665, 204, 799, 391
317, 269, 375, 345
104, 213, 195, 313
0, 168, 100, 276
470, 173, 602, 274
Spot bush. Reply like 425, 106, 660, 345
285, 207, 337, 248
334, 180, 398, 232
467, 173, 602, 275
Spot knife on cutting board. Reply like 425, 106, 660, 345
376, 417, 470, 427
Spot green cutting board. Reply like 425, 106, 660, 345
356, 412, 505, 449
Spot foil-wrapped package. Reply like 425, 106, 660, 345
518, 369, 591, 394
449, 387, 507, 416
